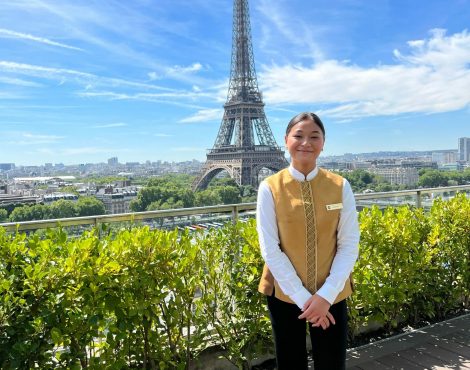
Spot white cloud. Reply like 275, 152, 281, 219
0, 76, 43, 87
12, 132, 65, 145
79, 91, 129, 100
23, 133, 63, 139
0, 60, 224, 109
148, 72, 159, 80
136, 91, 211, 100
179, 108, 222, 123
0, 91, 25, 99
0, 28, 84, 52
36, 148, 55, 155
0, 61, 173, 91
394, 29, 470, 70
166, 63, 203, 76
93, 122, 128, 128
0, 61, 95, 83
0, 1, 188, 72
259, 29, 470, 119
256, 0, 325, 61
158, 62, 211, 87
154, 133, 173, 137
77, 90, 214, 109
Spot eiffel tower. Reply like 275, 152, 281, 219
192, 0, 287, 191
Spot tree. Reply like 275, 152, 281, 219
240, 185, 255, 198
417, 168, 470, 187
76, 197, 105, 216
130, 187, 164, 211
159, 199, 184, 210
240, 185, 257, 202
464, 168, 470, 183
48, 200, 77, 219
207, 176, 238, 188
418, 170, 447, 188
0, 209, 7, 222
195, 190, 221, 206
6, 197, 102, 222
82, 175, 128, 185
179, 189, 195, 208
131, 173, 247, 211
0, 204, 17, 216
129, 198, 141, 212
147, 200, 162, 211
217, 186, 241, 204
9, 204, 48, 222
375, 183, 393, 192
146, 174, 194, 188
146, 198, 184, 227
131, 175, 196, 212
58, 185, 79, 195
340, 170, 379, 192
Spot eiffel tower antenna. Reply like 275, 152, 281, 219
192, 0, 287, 190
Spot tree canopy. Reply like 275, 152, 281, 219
129, 174, 246, 212
338, 169, 394, 193
418, 168, 470, 188
7, 196, 105, 222
130, 174, 194, 211
0, 209, 8, 222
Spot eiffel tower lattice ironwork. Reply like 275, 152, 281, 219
192, 0, 287, 191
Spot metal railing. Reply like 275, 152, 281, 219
354, 184, 470, 208
1, 184, 469, 233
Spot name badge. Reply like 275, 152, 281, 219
326, 203, 343, 211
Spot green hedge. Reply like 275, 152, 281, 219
1, 193, 469, 369
348, 193, 469, 336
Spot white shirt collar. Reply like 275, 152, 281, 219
288, 165, 319, 182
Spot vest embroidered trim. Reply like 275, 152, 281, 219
300, 180, 317, 293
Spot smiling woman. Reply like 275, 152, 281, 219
256, 112, 360, 370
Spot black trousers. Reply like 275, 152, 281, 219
267, 294, 348, 370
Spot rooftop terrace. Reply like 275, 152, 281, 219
346, 313, 470, 369
1, 185, 469, 368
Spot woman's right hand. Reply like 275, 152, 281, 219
298, 294, 335, 330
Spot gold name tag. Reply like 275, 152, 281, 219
326, 203, 343, 211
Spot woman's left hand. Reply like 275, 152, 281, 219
298, 294, 335, 329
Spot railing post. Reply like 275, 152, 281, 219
416, 190, 422, 208
232, 205, 238, 224
94, 217, 100, 238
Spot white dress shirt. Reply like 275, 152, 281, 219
256, 165, 360, 309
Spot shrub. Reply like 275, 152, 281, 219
1, 194, 469, 368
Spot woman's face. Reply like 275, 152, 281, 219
285, 119, 325, 171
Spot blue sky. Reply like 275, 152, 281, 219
1, 0, 469, 166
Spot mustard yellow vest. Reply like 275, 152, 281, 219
258, 168, 353, 304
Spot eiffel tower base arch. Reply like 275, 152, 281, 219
192, 151, 287, 191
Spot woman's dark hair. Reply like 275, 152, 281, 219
285, 112, 326, 137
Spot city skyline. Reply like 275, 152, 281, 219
1, 0, 470, 166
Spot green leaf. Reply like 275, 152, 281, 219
51, 327, 62, 345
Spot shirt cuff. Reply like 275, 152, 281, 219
316, 283, 340, 305
291, 288, 312, 310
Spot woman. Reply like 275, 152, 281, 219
256, 112, 360, 370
